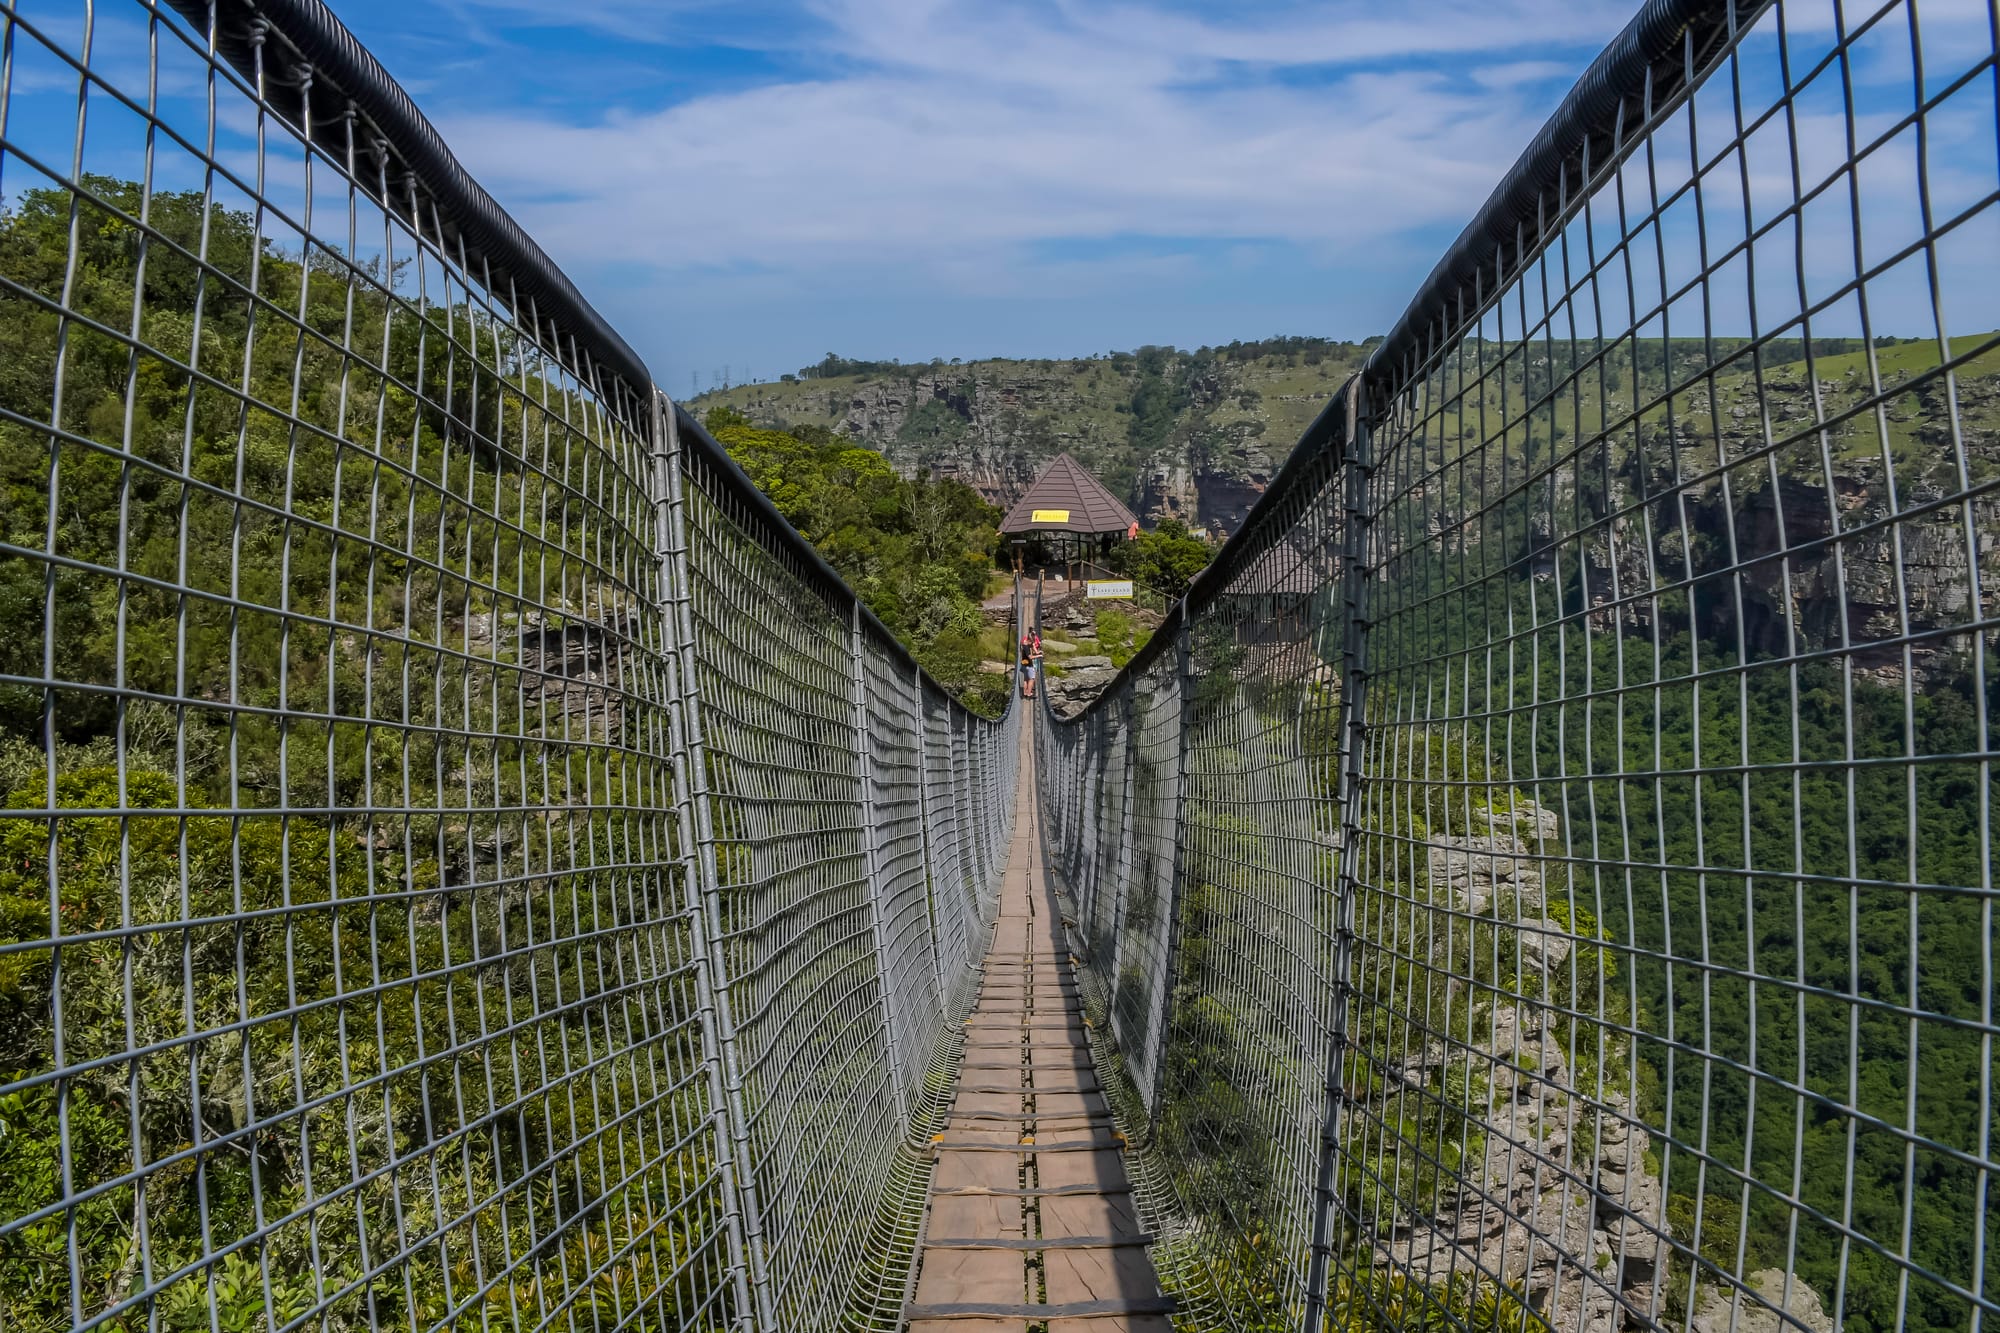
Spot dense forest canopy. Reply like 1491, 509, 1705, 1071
698, 405, 1011, 712
0, 177, 716, 1330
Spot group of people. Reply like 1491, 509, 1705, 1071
1019, 629, 1044, 698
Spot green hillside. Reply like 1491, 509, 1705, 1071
693, 339, 1372, 534
693, 334, 2000, 547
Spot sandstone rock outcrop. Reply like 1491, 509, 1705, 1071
1370, 795, 1669, 1331
698, 344, 1362, 537
1690, 1269, 1836, 1333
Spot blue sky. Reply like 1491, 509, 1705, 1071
10, 0, 1991, 392
317, 0, 1669, 387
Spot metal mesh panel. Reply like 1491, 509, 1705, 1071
1041, 2, 1998, 1331
1038, 462, 1347, 1328
1339, 2, 1998, 1329
679, 443, 883, 1328
861, 632, 937, 1116
1037, 647, 1185, 1106
0, 4, 1018, 1329
1115, 656, 1183, 1107
0, 4, 740, 1329
923, 686, 980, 1018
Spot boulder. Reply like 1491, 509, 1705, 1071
1691, 1270, 1835, 1333
1518, 918, 1573, 972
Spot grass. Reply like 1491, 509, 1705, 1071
1093, 610, 1154, 669
973, 622, 1017, 665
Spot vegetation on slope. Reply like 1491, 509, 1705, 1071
0, 177, 731, 1330
1104, 518, 1216, 600
698, 337, 1375, 527
1391, 328, 2000, 1318
699, 405, 1012, 714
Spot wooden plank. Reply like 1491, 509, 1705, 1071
922, 1235, 1153, 1250
905, 1298, 1177, 1319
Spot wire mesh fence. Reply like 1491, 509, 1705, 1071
3, 0, 1996, 1330
0, 2, 1015, 1330
1037, 444, 1349, 1323
1039, 1, 1999, 1331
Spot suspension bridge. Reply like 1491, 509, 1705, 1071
0, 0, 1994, 1330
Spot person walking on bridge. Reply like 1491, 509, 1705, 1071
1019, 632, 1043, 699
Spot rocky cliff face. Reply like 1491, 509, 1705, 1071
702, 341, 1997, 623
1350, 797, 1673, 1330
1392, 344, 2000, 685
695, 339, 1367, 537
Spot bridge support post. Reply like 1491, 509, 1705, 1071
1142, 598, 1196, 1113
852, 601, 911, 1125
913, 663, 949, 1015
651, 395, 778, 1332
1302, 379, 1371, 1330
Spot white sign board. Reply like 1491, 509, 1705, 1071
1085, 580, 1134, 600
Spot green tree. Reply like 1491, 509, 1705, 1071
702, 407, 1007, 713
0, 176, 733, 1329
1113, 519, 1214, 597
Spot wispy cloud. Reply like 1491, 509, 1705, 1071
442, 0, 787, 46
318, 0, 1993, 376
431, 0, 1624, 277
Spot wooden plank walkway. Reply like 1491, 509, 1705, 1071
906, 725, 1172, 1331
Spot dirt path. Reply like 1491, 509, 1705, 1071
904, 726, 1173, 1331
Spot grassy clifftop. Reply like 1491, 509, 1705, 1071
692, 338, 1372, 535
693, 334, 2000, 546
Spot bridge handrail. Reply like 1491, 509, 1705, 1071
166, 0, 654, 403
174, 0, 986, 717
1366, 0, 1750, 391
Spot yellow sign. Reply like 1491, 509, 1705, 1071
1030, 508, 1070, 523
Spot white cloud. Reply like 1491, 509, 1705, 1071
390, 0, 1995, 369
443, 0, 779, 46
431, 0, 1635, 285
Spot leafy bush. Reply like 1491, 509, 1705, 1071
703, 407, 1007, 712
1092, 609, 1154, 668
1111, 519, 1213, 597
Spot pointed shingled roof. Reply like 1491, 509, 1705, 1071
998, 452, 1140, 536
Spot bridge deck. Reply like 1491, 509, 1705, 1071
905, 725, 1172, 1331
